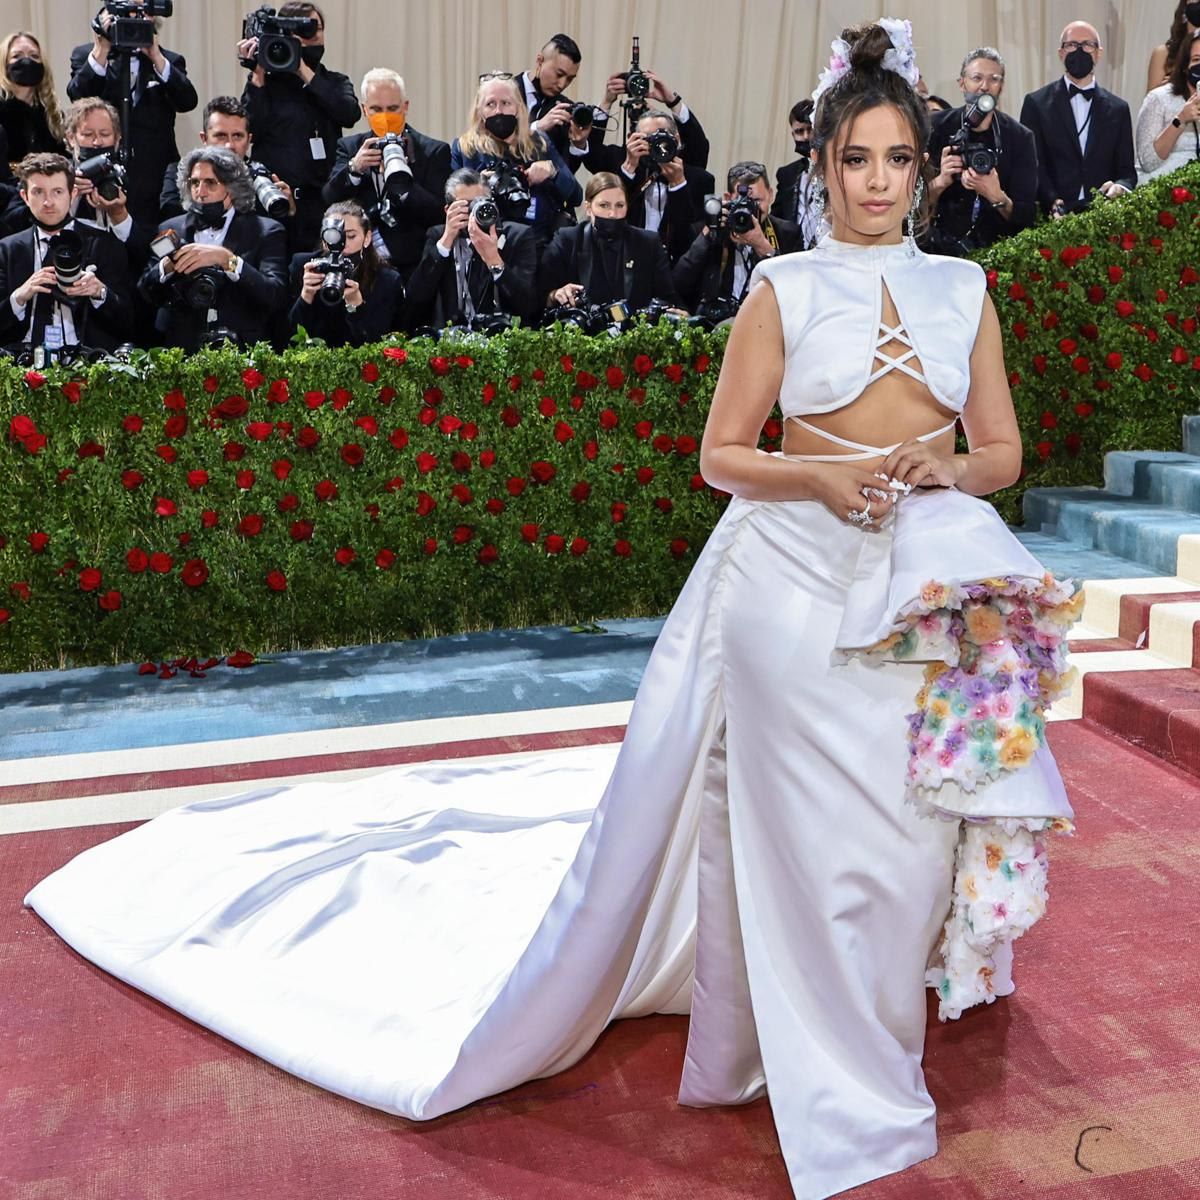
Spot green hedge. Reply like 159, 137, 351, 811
2, 164, 1197, 672
975, 161, 1200, 521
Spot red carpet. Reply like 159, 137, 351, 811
3, 720, 1199, 1200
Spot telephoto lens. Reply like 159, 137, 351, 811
469, 195, 499, 231
379, 135, 412, 198
50, 230, 85, 288
726, 185, 759, 235
247, 161, 289, 218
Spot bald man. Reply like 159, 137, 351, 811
1019, 20, 1136, 214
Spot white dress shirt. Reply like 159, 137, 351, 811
1064, 75, 1096, 200
9, 221, 108, 345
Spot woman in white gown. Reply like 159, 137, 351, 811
25, 21, 1081, 1200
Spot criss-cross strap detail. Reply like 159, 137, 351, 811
785, 418, 957, 461
870, 320, 927, 386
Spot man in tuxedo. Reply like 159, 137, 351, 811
237, 1, 359, 249
588, 110, 714, 264
926, 48, 1039, 255
588, 65, 711, 171
0, 153, 132, 351
404, 169, 538, 329
66, 7, 198, 227
674, 161, 801, 313
138, 146, 287, 350
1019, 21, 1136, 214
321, 69, 450, 281
514, 34, 595, 175
771, 99, 821, 248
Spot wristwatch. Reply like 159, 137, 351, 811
667, 92, 682, 107
1172, 116, 1183, 128
488, 263, 505, 281
226, 252, 239, 274
344, 300, 361, 314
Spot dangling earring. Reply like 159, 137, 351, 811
808, 182, 828, 248
905, 177, 924, 257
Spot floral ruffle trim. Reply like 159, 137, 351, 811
853, 573, 1084, 813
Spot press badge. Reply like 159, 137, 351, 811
310, 137, 327, 160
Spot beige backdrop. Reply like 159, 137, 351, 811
7, 1, 1168, 188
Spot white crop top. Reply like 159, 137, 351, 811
749, 236, 989, 422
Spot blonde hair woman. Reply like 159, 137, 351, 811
450, 73, 581, 244
0, 31, 66, 161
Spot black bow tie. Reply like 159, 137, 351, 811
1068, 84, 1094, 101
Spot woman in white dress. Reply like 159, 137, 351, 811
25, 21, 1081, 1200
1136, 30, 1200, 183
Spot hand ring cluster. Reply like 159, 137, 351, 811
847, 497, 874, 527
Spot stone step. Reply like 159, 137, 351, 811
1103, 451, 1200, 513
1184, 414, 1200, 456
1010, 530, 1160, 582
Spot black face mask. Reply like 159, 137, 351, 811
8, 56, 45, 86
484, 113, 518, 140
300, 44, 325, 68
592, 215, 626, 241
75, 144, 108, 162
33, 212, 72, 233
793, 139, 812, 158
1186, 2, 1200, 27
1189, 62, 1200, 86
1064, 47, 1095, 80
193, 199, 228, 229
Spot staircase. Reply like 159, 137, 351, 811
1015, 416, 1200, 778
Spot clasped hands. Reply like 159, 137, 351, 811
14, 264, 106, 306
813, 440, 965, 527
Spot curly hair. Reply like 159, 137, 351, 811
177, 146, 256, 215
0, 31, 65, 143
812, 22, 933, 239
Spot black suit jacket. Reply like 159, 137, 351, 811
537, 223, 679, 311
771, 158, 813, 223
138, 210, 287, 350
404, 221, 538, 328
287, 252, 405, 345
321, 129, 451, 276
67, 44, 198, 226
0, 223, 133, 350
672, 216, 802, 310
582, 106, 712, 175
1019, 80, 1136, 213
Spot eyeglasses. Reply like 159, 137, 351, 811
963, 73, 1004, 86
478, 71, 515, 82
1061, 40, 1100, 52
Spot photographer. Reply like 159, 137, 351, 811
159, 96, 295, 231
674, 161, 801, 314
67, 5, 197, 227
770, 99, 821, 248
1135, 31, 1200, 183
538, 172, 678, 316
322, 69, 450, 281
0, 152, 132, 352
926, 48, 1038, 256
138, 145, 286, 349
238, 2, 359, 248
1019, 22, 1136, 214
289, 200, 403, 345
404, 168, 538, 330
450, 76, 581, 247
515, 35, 595, 174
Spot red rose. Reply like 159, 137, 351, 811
223, 441, 246, 461
1007, 282, 1026, 300
374, 548, 396, 570
277, 493, 299, 513
1079, 323, 1099, 341
1158, 210, 1178, 228
384, 476, 405, 492
334, 545, 357, 565
508, 374, 522, 391
501, 405, 521, 428
1032, 354, 1048, 376
553, 420, 574, 444
1106, 265, 1124, 284
246, 421, 274, 442
1065, 432, 1083, 456
633, 354, 654, 377
290, 519, 314, 541
1086, 285, 1105, 304
1075, 402, 1094, 417
420, 387, 444, 409
79, 567, 102, 592
304, 390, 325, 409
571, 481, 592, 502
1071, 356, 1091, 374
182, 469, 206, 490
178, 533, 192, 548
627, 387, 646, 405
19, 430, 46, 455
360, 361, 380, 383
605, 366, 625, 389
539, 396, 558, 417
163, 413, 188, 438
1040, 411, 1058, 430
634, 420, 653, 440
450, 483, 473, 504
1036, 440, 1053, 460
215, 395, 249, 419
0, 608, 10, 623
126, 547, 148, 573
1171, 186, 1193, 204
481, 381, 498, 404
693, 353, 710, 374
429, 355, 451, 376
8, 414, 37, 441
451, 450, 472, 472
636, 466, 655, 484
575, 370, 597, 390
532, 368, 545, 381
611, 502, 627, 523
388, 427, 409, 451
355, 415, 379, 437
1042, 312, 1059, 330
1172, 345, 1189, 365
416, 491, 436, 516
423, 537, 438, 555
236, 469, 255, 489
263, 378, 288, 405
98, 590, 122, 612
670, 538, 690, 559
569, 396, 583, 411
122, 414, 144, 434
985, 269, 998, 290
315, 479, 338, 501
530, 460, 556, 483
272, 459, 293, 481
675, 435, 698, 455
1105, 352, 1123, 370
200, 510, 218, 529
654, 497, 674, 513
559, 354, 575, 374
614, 539, 632, 558
485, 498, 505, 514
521, 523, 540, 543
478, 447, 495, 467
331, 387, 353, 410
1181, 267, 1200, 285
663, 363, 684, 384
653, 434, 674, 454
600, 409, 619, 430
156, 445, 177, 464
122, 470, 145, 490
154, 497, 178, 517
506, 476, 527, 497
242, 368, 265, 390
1133, 363, 1153, 382
341, 443, 365, 467
265, 569, 288, 592
569, 537, 589, 557
238, 514, 264, 537
545, 534, 565, 554
202, 376, 218, 394
477, 543, 498, 565
418, 408, 436, 427
439, 414, 464, 435
383, 346, 408, 362
24, 369, 46, 389
149, 551, 173, 573
452, 525, 474, 545
416, 451, 438, 474
296, 426, 320, 450
690, 473, 706, 491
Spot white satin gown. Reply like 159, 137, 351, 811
26, 238, 1075, 1200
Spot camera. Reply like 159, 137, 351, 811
246, 159, 289, 218
621, 36, 650, 102
702, 193, 724, 230
468, 195, 499, 232
726, 184, 760, 234
544, 296, 630, 334
308, 216, 350, 306
76, 150, 127, 202
240, 5, 318, 74
644, 129, 679, 166
570, 102, 594, 128
91, 1, 173, 53
947, 91, 998, 175
481, 161, 531, 216
689, 296, 741, 329
149, 227, 224, 309
48, 229, 86, 292
378, 134, 412, 199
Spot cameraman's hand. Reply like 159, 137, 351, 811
12, 266, 57, 309
147, 30, 167, 74
439, 199, 471, 250
238, 37, 266, 86
343, 279, 364, 309
933, 144, 963, 191
534, 102, 573, 133
92, 13, 111, 63
468, 212, 502, 268
552, 283, 584, 307
961, 167, 1002, 203
64, 269, 105, 301
622, 131, 648, 175
645, 70, 677, 105
172, 244, 231, 275
300, 262, 323, 303
273, 174, 297, 215
603, 73, 627, 108
526, 160, 556, 187
351, 137, 383, 175
731, 222, 772, 257
660, 157, 685, 187
73, 176, 95, 200
91, 186, 130, 223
